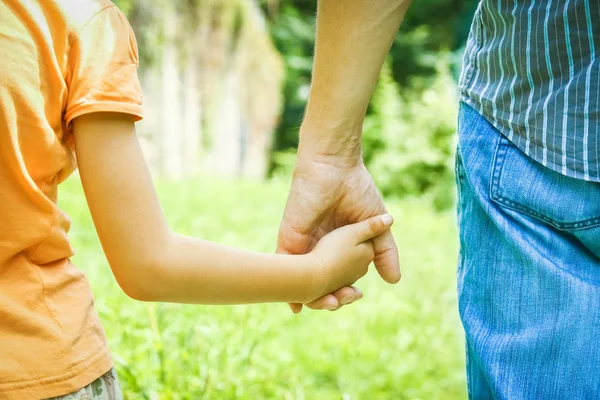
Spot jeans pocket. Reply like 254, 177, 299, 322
489, 135, 600, 231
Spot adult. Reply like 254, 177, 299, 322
277, 0, 600, 398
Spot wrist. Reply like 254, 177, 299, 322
297, 117, 364, 169
300, 253, 327, 303
292, 155, 366, 187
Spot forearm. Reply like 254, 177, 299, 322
299, 0, 410, 162
132, 233, 318, 304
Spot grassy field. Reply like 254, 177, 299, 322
59, 176, 466, 400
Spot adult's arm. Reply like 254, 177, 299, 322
277, 0, 411, 312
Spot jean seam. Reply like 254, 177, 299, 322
465, 338, 472, 399
455, 149, 464, 200
490, 135, 508, 200
490, 138, 600, 231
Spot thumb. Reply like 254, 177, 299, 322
349, 214, 394, 244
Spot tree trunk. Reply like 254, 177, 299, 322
160, 9, 183, 178
205, 68, 242, 176
183, 50, 202, 175
122, 0, 284, 180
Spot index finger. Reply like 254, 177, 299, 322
371, 228, 401, 283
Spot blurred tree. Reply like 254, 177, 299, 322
365, 60, 459, 210
114, 0, 284, 179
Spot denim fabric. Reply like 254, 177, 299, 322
456, 102, 600, 399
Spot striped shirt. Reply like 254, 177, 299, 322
459, 0, 600, 181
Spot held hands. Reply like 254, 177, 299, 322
306, 214, 394, 305
277, 161, 401, 313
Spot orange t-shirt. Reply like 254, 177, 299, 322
0, 1, 143, 398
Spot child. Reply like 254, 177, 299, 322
0, 0, 393, 398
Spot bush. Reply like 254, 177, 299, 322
364, 58, 458, 211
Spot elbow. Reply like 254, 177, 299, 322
118, 275, 154, 302
106, 233, 174, 302
110, 259, 161, 302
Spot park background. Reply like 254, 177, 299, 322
61, 0, 478, 398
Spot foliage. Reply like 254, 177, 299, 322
60, 176, 466, 399
264, 1, 317, 152
364, 59, 458, 210
388, 0, 478, 85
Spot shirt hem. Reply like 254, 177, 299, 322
0, 350, 114, 399
459, 95, 600, 183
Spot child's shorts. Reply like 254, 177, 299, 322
45, 368, 122, 400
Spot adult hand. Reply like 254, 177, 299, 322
276, 155, 401, 313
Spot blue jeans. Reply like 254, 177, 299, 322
456, 102, 600, 399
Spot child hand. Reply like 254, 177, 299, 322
307, 214, 394, 302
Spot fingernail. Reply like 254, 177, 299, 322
324, 304, 338, 311
341, 295, 355, 305
381, 214, 393, 226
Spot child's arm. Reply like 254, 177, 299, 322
72, 112, 393, 305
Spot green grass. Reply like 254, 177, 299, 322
59, 176, 466, 400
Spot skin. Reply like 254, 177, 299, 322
72, 113, 394, 305
277, 0, 412, 312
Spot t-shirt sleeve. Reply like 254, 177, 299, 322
64, 5, 143, 127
